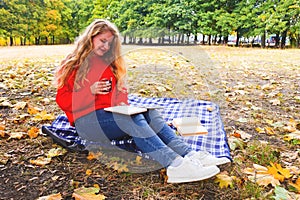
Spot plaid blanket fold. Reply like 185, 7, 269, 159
43, 95, 231, 160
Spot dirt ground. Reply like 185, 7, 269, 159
0, 44, 299, 199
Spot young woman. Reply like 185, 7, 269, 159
55, 19, 228, 183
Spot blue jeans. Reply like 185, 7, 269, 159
75, 109, 193, 167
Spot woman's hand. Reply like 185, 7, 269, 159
90, 79, 112, 95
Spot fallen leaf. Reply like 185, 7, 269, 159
47, 147, 67, 158
72, 187, 106, 200
87, 152, 102, 160
13, 101, 27, 110
269, 99, 281, 106
214, 173, 235, 188
27, 126, 39, 139
228, 136, 245, 150
243, 164, 280, 187
33, 110, 55, 121
28, 106, 39, 115
111, 162, 129, 173
8, 132, 26, 140
255, 127, 265, 134
86, 169, 92, 176
273, 186, 291, 200
135, 156, 142, 165
233, 130, 252, 140
265, 127, 276, 135
30, 157, 51, 166
0, 123, 5, 137
36, 193, 62, 200
267, 162, 292, 182
289, 177, 300, 193
284, 130, 300, 141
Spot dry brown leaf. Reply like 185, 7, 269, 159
30, 157, 51, 166
8, 132, 26, 140
13, 101, 27, 110
265, 127, 276, 135
36, 193, 62, 200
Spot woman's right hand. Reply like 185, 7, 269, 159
90, 79, 112, 95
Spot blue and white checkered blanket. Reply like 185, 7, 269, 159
44, 94, 231, 160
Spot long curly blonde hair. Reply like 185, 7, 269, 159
55, 19, 126, 90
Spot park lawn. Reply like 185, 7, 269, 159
0, 45, 299, 199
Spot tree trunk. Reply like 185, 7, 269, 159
275, 33, 280, 48
224, 35, 228, 44
281, 30, 287, 49
236, 31, 239, 47
208, 35, 211, 45
123, 35, 127, 44
180, 34, 184, 44
10, 36, 13, 46
194, 33, 198, 44
186, 33, 190, 44
35, 37, 40, 45
261, 31, 266, 48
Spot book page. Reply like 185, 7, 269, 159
104, 106, 147, 115
172, 117, 208, 136
172, 117, 201, 127
177, 125, 208, 136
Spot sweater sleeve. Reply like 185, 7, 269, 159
56, 71, 95, 113
113, 87, 129, 106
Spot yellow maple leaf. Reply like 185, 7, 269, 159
267, 162, 292, 182
33, 110, 55, 121
243, 164, 280, 187
214, 173, 235, 188
27, 126, 39, 139
72, 187, 106, 200
289, 177, 300, 193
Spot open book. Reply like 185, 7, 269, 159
104, 105, 164, 115
104, 105, 148, 115
172, 117, 208, 136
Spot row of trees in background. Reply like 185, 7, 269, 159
1, 0, 299, 48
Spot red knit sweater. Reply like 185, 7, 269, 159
56, 55, 128, 125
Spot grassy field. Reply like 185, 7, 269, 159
0, 45, 299, 199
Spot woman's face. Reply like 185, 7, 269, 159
92, 31, 114, 57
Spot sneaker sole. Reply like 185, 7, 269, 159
167, 167, 220, 183
203, 158, 231, 167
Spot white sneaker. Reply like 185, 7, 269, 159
167, 157, 220, 183
189, 151, 231, 167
